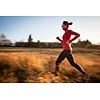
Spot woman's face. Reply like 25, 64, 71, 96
62, 24, 68, 30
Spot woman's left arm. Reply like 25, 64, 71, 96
69, 30, 80, 43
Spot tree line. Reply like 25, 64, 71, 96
0, 34, 100, 49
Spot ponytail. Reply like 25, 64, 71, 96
63, 21, 73, 26
68, 22, 73, 25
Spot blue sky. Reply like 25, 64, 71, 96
0, 16, 100, 44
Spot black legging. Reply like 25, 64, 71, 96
56, 50, 86, 75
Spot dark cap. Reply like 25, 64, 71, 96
63, 21, 73, 25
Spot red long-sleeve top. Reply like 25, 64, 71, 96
58, 30, 80, 50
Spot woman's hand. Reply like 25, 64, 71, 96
56, 37, 62, 42
56, 37, 60, 40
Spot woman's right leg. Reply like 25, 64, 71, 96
55, 50, 66, 75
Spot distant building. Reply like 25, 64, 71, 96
0, 34, 12, 46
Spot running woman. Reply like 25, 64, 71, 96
55, 21, 89, 78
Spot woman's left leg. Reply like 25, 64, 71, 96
66, 51, 86, 75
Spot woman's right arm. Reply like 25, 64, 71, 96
69, 30, 80, 43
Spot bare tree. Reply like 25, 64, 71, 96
27, 34, 33, 47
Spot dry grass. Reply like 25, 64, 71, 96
0, 48, 100, 83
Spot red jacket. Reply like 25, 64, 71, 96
58, 30, 80, 50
